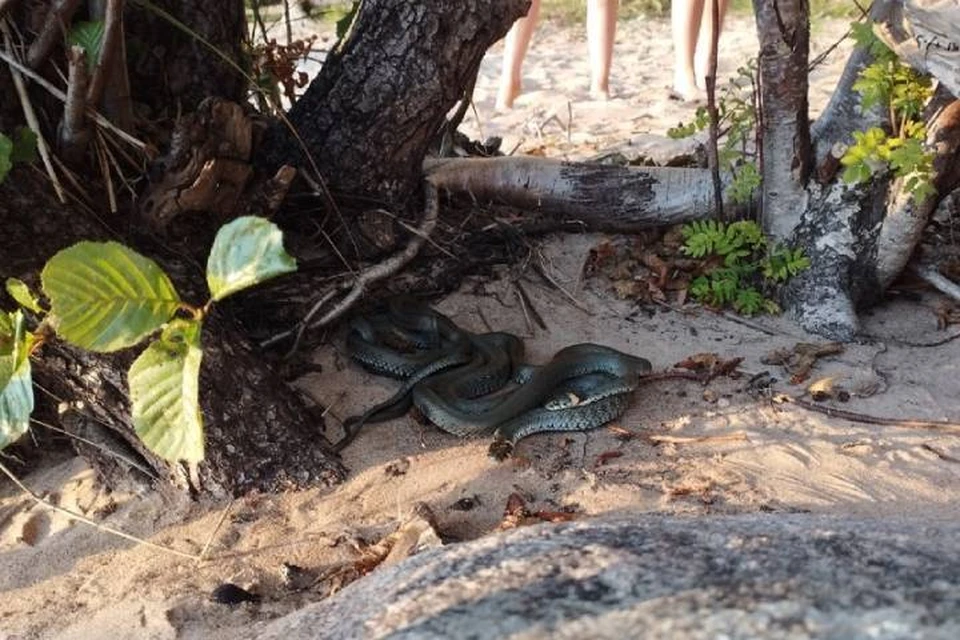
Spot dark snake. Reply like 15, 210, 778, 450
335, 298, 651, 458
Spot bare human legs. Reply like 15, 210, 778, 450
496, 0, 619, 109
587, 0, 619, 100
496, 0, 542, 110
671, 0, 729, 102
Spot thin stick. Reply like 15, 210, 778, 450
912, 263, 960, 303
0, 460, 201, 560
262, 180, 442, 353
2, 21, 66, 202
198, 499, 234, 561
30, 417, 158, 479
530, 251, 592, 314
0, 47, 147, 150
704, 0, 724, 221
25, 0, 83, 69
648, 431, 749, 445
781, 395, 960, 433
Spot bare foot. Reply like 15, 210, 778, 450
588, 84, 611, 101
670, 82, 701, 103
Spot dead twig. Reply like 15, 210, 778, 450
780, 395, 960, 433
261, 181, 441, 353
2, 21, 66, 202
0, 46, 147, 151
530, 249, 592, 314
59, 45, 91, 162
648, 431, 749, 445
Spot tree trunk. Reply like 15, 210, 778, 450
753, 0, 813, 241
259, 0, 530, 207
124, 0, 247, 113
0, 173, 345, 497
756, 0, 960, 339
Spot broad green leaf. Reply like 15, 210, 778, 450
0, 133, 11, 184
0, 310, 30, 392
206, 216, 297, 301
67, 20, 105, 69
6, 278, 43, 313
41, 241, 181, 352
0, 358, 33, 451
10, 127, 37, 164
129, 319, 204, 462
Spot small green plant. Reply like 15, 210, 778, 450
0, 127, 38, 184
681, 220, 810, 315
0, 216, 297, 463
840, 21, 935, 202
668, 60, 760, 206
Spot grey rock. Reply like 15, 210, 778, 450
255, 513, 960, 639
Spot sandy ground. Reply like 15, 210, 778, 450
5, 13, 960, 640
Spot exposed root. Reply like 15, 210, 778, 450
261, 180, 441, 354
912, 263, 960, 303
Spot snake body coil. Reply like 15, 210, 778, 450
337, 298, 651, 456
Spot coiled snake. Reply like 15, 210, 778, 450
335, 298, 651, 458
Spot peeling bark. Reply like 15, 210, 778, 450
425, 157, 729, 229
875, 0, 960, 98
753, 0, 813, 241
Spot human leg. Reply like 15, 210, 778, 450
496, 0, 542, 109
586, 0, 618, 99
694, 0, 729, 86
671, 0, 704, 101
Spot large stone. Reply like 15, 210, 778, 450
253, 513, 960, 639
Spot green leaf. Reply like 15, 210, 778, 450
67, 20, 105, 69
41, 241, 181, 352
5, 278, 43, 314
0, 357, 33, 452
129, 319, 204, 463
10, 127, 37, 164
335, 1, 359, 40
206, 216, 297, 301
0, 310, 31, 391
0, 133, 12, 184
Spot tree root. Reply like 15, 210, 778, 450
261, 180, 441, 354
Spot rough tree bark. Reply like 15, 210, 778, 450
124, 0, 247, 112
259, 0, 530, 207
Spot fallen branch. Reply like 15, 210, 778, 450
648, 431, 749, 445
780, 394, 960, 433
912, 263, 960, 303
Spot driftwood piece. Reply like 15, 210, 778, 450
876, 0, 960, 97
424, 157, 727, 230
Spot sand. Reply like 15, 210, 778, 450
4, 12, 960, 640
